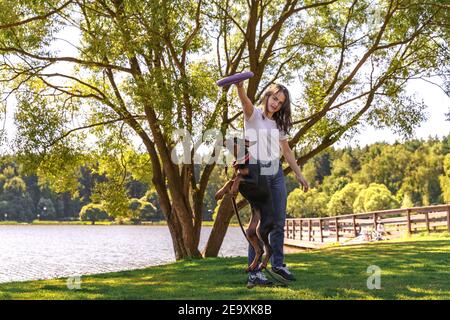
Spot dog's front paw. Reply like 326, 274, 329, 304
258, 262, 268, 270
246, 262, 259, 272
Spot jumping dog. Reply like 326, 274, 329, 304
215, 137, 275, 272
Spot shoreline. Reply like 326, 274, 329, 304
0, 220, 238, 227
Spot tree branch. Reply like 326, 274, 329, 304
324, 0, 358, 96
47, 115, 146, 147
0, 1, 73, 30
0, 47, 133, 74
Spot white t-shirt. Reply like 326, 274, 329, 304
244, 106, 288, 162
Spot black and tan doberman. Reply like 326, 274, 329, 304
215, 137, 275, 272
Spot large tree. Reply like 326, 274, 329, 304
0, 0, 448, 259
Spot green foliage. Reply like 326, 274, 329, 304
186, 61, 220, 127
33, 146, 87, 197
124, 151, 153, 186
0, 0, 56, 49
317, 149, 358, 195
2, 134, 449, 223
0, 174, 34, 221
141, 188, 164, 220
287, 188, 329, 218
37, 197, 56, 220
0, 174, 5, 190
0, 200, 8, 216
128, 198, 142, 224
0, 156, 85, 221
301, 162, 318, 189
3, 176, 27, 193
91, 181, 129, 218
128, 198, 141, 211
327, 182, 365, 216
88, 147, 155, 219
127, 198, 159, 223
321, 175, 352, 195
331, 152, 359, 178
79, 203, 109, 224
2, 166, 16, 179
14, 84, 77, 154
306, 137, 448, 213
400, 192, 414, 209
282, 172, 299, 195
439, 154, 450, 203
353, 183, 399, 213
139, 201, 158, 221
118, 196, 161, 224
399, 144, 444, 206
354, 144, 411, 194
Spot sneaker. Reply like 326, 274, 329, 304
267, 264, 296, 283
246, 271, 273, 289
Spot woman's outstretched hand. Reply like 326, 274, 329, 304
235, 81, 244, 88
296, 173, 309, 192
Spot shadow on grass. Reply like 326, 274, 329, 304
0, 238, 449, 300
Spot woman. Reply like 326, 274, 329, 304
236, 81, 309, 288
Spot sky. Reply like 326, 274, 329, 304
334, 78, 450, 148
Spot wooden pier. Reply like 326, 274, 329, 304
284, 204, 450, 248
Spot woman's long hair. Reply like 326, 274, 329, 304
259, 83, 293, 135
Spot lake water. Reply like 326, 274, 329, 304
0, 225, 248, 284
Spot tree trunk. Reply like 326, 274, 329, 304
192, 190, 204, 249
164, 204, 202, 260
148, 155, 202, 260
202, 194, 236, 257
142, 102, 203, 260
167, 207, 191, 259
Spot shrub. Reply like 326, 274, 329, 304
353, 183, 400, 213
327, 183, 365, 216
287, 188, 329, 218
79, 203, 109, 224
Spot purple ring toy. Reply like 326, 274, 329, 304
216, 71, 254, 87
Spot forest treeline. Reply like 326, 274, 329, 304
1, 135, 449, 223
287, 135, 450, 218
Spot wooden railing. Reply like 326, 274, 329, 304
284, 204, 450, 245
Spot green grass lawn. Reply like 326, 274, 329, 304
0, 233, 449, 300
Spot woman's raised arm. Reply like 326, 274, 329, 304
236, 82, 254, 120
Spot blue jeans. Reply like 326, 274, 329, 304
248, 160, 287, 268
